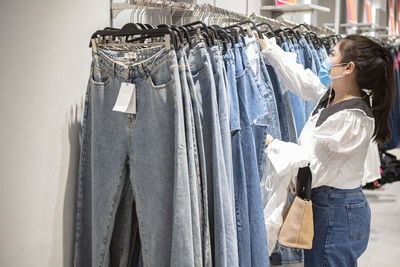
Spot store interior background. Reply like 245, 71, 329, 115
0, 0, 398, 266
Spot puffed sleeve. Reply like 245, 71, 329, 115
265, 110, 374, 177
313, 110, 375, 163
260, 37, 327, 104
265, 139, 311, 176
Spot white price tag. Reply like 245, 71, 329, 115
112, 82, 136, 114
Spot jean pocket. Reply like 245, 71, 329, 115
347, 200, 371, 240
90, 65, 111, 86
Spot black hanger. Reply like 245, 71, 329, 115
284, 28, 300, 42
225, 24, 247, 46
235, 20, 264, 39
274, 29, 290, 43
89, 23, 178, 50
182, 21, 213, 47
182, 21, 211, 39
158, 24, 184, 46
212, 25, 235, 48
257, 22, 275, 34
145, 24, 156, 30
177, 26, 193, 49
293, 23, 310, 31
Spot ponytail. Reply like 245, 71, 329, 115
338, 35, 396, 144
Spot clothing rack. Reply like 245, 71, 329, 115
110, 0, 336, 35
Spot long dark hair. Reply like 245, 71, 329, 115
338, 34, 396, 144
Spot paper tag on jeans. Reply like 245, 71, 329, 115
112, 82, 136, 114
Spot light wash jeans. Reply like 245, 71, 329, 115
74, 46, 198, 266
188, 42, 239, 267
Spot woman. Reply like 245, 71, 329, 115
257, 34, 395, 266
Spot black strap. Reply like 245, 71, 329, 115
296, 165, 312, 201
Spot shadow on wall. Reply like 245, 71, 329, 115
61, 103, 83, 266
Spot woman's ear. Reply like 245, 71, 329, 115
346, 61, 356, 74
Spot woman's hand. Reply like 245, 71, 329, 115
256, 33, 268, 51
265, 134, 275, 148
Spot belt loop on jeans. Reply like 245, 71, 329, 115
111, 62, 116, 78
139, 64, 149, 80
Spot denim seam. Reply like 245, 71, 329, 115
99, 173, 126, 267
146, 64, 178, 89
129, 166, 150, 265
347, 200, 369, 240
74, 87, 90, 248
323, 224, 332, 267
331, 192, 363, 198
91, 64, 113, 86
235, 67, 248, 79
191, 63, 208, 79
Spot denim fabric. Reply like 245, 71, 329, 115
265, 64, 289, 142
308, 42, 321, 73
319, 46, 329, 61
74, 47, 197, 266
270, 242, 304, 266
300, 38, 317, 120
283, 41, 306, 137
188, 42, 239, 267
184, 45, 213, 267
177, 47, 204, 266
232, 42, 270, 267
244, 37, 281, 140
208, 45, 236, 218
304, 186, 371, 267
293, 40, 304, 66
223, 45, 241, 132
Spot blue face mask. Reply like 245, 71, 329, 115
318, 59, 348, 88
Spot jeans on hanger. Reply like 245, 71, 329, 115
244, 37, 281, 141
177, 47, 204, 267
223, 44, 241, 133
188, 42, 239, 267
265, 64, 297, 143
74, 47, 197, 267
308, 42, 321, 73
282, 41, 306, 137
300, 37, 317, 120
304, 186, 370, 267
208, 44, 236, 219
231, 42, 270, 267
184, 44, 214, 267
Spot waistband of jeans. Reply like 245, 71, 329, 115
92, 46, 177, 80
222, 45, 234, 61
312, 185, 363, 198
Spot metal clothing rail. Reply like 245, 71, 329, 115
110, 0, 336, 35
250, 12, 335, 36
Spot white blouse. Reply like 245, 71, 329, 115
260, 37, 375, 189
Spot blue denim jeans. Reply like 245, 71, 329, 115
308, 42, 321, 73
299, 38, 317, 119
208, 45, 236, 216
304, 186, 371, 267
223, 44, 241, 132
281, 41, 306, 137
74, 47, 197, 266
188, 42, 239, 267
232, 42, 270, 267
265, 64, 289, 142
177, 47, 205, 266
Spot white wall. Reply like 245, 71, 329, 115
0, 0, 109, 266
